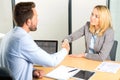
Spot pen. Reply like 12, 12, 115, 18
68, 69, 77, 73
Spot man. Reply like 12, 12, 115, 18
0, 2, 70, 80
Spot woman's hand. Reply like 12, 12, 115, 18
69, 53, 85, 58
62, 39, 70, 53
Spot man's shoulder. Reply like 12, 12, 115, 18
12, 27, 29, 39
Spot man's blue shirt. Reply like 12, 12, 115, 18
1, 27, 67, 80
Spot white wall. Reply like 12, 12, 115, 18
0, 0, 13, 34
0, 0, 13, 44
15, 0, 68, 50
72, 0, 106, 54
110, 0, 120, 61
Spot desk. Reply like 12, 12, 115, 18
34, 55, 120, 80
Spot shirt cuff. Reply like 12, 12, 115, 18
85, 53, 87, 57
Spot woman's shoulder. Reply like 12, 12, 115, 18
81, 21, 90, 27
85, 21, 90, 26
106, 27, 114, 32
105, 27, 114, 35
83, 21, 90, 29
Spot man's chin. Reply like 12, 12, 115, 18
30, 28, 37, 31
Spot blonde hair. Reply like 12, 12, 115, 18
89, 5, 112, 36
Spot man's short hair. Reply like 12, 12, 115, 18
14, 2, 35, 27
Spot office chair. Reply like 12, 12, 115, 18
34, 40, 58, 54
110, 40, 118, 61
0, 67, 13, 80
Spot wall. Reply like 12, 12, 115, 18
15, 0, 68, 50
0, 0, 13, 44
0, 0, 13, 34
110, 0, 120, 61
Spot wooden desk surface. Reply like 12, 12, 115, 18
34, 55, 120, 80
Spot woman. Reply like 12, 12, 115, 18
63, 5, 114, 61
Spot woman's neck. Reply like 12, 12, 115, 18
95, 25, 99, 31
94, 26, 100, 34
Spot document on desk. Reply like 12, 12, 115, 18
45, 65, 79, 80
95, 62, 120, 73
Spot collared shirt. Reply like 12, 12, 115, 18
89, 34, 97, 53
0, 27, 67, 80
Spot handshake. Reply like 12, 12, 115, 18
62, 39, 70, 53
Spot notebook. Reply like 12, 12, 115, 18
45, 65, 79, 80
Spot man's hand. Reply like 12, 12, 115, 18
62, 39, 70, 53
33, 69, 45, 79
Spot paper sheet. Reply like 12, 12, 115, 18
95, 62, 120, 73
45, 65, 79, 80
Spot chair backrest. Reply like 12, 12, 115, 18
110, 40, 118, 61
0, 67, 13, 80
34, 40, 58, 54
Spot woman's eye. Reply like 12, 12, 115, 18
95, 15, 99, 18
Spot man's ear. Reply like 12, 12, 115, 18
26, 19, 31, 26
